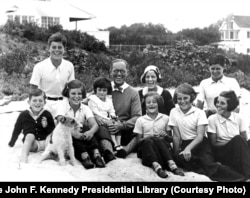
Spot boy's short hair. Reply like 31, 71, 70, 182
144, 92, 164, 108
48, 32, 67, 47
93, 77, 112, 95
214, 91, 239, 112
209, 54, 230, 67
173, 83, 197, 104
62, 79, 86, 98
29, 88, 46, 100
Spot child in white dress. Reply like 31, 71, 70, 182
88, 77, 123, 153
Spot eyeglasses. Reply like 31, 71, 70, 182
112, 69, 127, 75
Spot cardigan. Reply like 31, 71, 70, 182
112, 85, 142, 129
8, 110, 55, 147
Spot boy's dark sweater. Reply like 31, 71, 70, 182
8, 110, 55, 147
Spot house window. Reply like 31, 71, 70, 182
221, 32, 224, 40
48, 17, 53, 27
225, 31, 229, 39
247, 32, 250, 38
14, 15, 20, 23
230, 31, 234, 39
41, 16, 47, 28
54, 17, 60, 25
226, 21, 234, 29
22, 16, 28, 23
7, 15, 13, 21
41, 16, 60, 28
29, 16, 35, 23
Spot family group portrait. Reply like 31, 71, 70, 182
1, 0, 250, 182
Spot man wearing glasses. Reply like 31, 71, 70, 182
94, 59, 142, 162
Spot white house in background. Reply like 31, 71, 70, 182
219, 14, 250, 55
0, 0, 110, 46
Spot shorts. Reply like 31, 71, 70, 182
35, 140, 46, 152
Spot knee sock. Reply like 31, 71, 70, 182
152, 162, 162, 172
168, 160, 178, 171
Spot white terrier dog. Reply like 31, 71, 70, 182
41, 116, 80, 166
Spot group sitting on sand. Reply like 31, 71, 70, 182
8, 32, 250, 181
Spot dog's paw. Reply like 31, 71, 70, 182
59, 160, 67, 166
70, 160, 77, 166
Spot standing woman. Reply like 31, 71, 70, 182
196, 54, 241, 117
139, 65, 175, 116
207, 91, 250, 180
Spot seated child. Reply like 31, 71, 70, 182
169, 83, 245, 182
56, 79, 105, 169
134, 92, 184, 178
8, 89, 55, 163
88, 77, 123, 153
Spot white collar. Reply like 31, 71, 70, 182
217, 113, 237, 124
144, 112, 164, 121
142, 85, 163, 96
111, 82, 129, 93
28, 108, 45, 120
209, 75, 226, 84
176, 105, 196, 115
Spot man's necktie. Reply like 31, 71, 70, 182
114, 86, 123, 93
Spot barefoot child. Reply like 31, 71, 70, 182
88, 77, 123, 153
56, 79, 105, 169
134, 92, 184, 178
8, 89, 55, 163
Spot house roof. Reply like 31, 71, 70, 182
229, 15, 250, 28
4, 0, 95, 22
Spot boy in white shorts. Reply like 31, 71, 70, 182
8, 89, 55, 163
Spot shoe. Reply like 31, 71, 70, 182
156, 168, 168, 178
94, 156, 105, 168
103, 149, 116, 164
173, 168, 185, 176
116, 149, 127, 158
114, 145, 123, 151
81, 157, 94, 169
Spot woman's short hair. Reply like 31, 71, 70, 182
214, 91, 239, 112
209, 54, 230, 67
144, 92, 164, 108
93, 77, 112, 95
29, 88, 46, 100
48, 32, 67, 47
62, 79, 86, 98
173, 83, 197, 104
140, 65, 162, 84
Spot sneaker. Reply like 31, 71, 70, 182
103, 149, 116, 164
156, 168, 168, 178
173, 168, 185, 176
81, 157, 94, 169
116, 149, 127, 158
94, 156, 105, 168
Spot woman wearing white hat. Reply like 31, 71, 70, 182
138, 65, 175, 116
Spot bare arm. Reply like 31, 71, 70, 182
83, 117, 99, 141
207, 132, 227, 148
30, 84, 38, 92
180, 125, 205, 161
172, 126, 182, 154
240, 130, 248, 140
